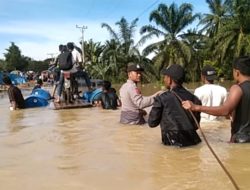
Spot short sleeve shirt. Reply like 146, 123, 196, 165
8, 85, 25, 109
194, 84, 227, 121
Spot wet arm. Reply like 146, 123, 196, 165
10, 101, 17, 110
116, 95, 121, 107
148, 97, 163, 128
186, 85, 242, 116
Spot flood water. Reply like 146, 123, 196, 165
0, 83, 250, 190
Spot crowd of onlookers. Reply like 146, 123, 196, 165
0, 69, 57, 89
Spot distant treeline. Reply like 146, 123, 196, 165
1, 0, 250, 83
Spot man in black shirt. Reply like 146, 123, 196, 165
3, 75, 25, 110
148, 64, 202, 147
96, 80, 121, 109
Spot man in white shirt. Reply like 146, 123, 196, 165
67, 42, 82, 73
194, 65, 228, 121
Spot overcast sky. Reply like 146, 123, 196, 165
0, 0, 208, 61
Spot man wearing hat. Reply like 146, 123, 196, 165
119, 62, 163, 125
194, 65, 227, 121
148, 64, 202, 147
183, 56, 250, 143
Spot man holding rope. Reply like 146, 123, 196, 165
148, 64, 202, 147
182, 56, 250, 143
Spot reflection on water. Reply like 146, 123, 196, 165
0, 85, 249, 190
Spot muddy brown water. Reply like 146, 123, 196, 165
0, 83, 249, 190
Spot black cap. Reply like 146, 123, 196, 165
201, 65, 217, 80
162, 64, 185, 84
127, 62, 144, 72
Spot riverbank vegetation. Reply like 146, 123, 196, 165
1, 0, 250, 84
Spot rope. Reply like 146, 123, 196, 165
171, 90, 240, 190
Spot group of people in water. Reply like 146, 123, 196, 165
2, 53, 250, 146
120, 56, 250, 146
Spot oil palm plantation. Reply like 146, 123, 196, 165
101, 39, 125, 81
83, 39, 106, 79
101, 18, 139, 68
214, 0, 250, 61
101, 17, 156, 82
186, 0, 250, 80
181, 29, 209, 82
199, 0, 229, 37
140, 3, 199, 78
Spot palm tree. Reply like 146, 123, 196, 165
102, 39, 122, 80
199, 0, 229, 37
90, 60, 111, 80
213, 0, 250, 62
140, 3, 199, 78
181, 29, 208, 82
197, 0, 231, 79
84, 39, 104, 66
101, 17, 149, 81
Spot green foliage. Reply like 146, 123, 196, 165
0, 59, 5, 71
3, 42, 29, 72
199, 0, 228, 37
100, 17, 157, 83
1, 42, 49, 73
2, 0, 250, 83
140, 2, 199, 81
199, 0, 250, 80
26, 60, 49, 73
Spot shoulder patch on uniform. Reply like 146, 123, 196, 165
135, 88, 141, 94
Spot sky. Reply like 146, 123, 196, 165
0, 0, 209, 61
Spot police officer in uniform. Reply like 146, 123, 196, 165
119, 62, 163, 125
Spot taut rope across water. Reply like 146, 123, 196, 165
171, 90, 240, 190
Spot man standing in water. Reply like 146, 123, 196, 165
194, 65, 228, 121
119, 62, 162, 125
182, 56, 250, 143
148, 64, 202, 147
3, 75, 25, 110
